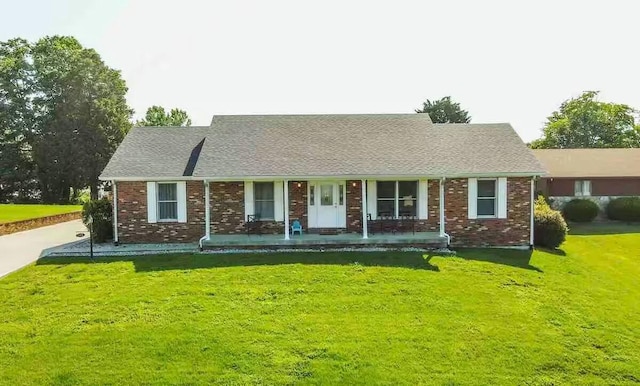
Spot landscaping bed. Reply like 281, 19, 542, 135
0, 227, 638, 384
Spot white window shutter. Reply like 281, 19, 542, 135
274, 181, 284, 221
146, 182, 157, 223
418, 180, 428, 219
367, 180, 377, 219
177, 181, 187, 223
498, 177, 508, 219
584, 180, 591, 196
244, 181, 254, 221
467, 178, 477, 219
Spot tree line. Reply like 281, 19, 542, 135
2, 35, 638, 204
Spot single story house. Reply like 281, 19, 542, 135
533, 148, 640, 209
100, 114, 544, 249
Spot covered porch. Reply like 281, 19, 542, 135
201, 231, 447, 250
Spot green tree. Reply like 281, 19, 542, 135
415, 96, 471, 123
531, 91, 640, 149
0, 36, 132, 203
136, 106, 191, 127
0, 39, 37, 202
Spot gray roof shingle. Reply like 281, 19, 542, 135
100, 114, 544, 180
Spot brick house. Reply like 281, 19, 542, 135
100, 114, 544, 248
533, 149, 640, 211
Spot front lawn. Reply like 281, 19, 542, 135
0, 204, 82, 224
1, 228, 639, 384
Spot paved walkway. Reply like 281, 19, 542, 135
0, 220, 87, 278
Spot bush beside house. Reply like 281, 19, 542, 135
534, 196, 568, 249
606, 197, 640, 222
82, 198, 113, 243
562, 199, 599, 223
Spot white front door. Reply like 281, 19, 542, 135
309, 181, 346, 228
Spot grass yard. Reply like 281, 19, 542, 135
1, 226, 639, 384
0, 204, 82, 224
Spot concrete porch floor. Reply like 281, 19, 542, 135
202, 231, 447, 249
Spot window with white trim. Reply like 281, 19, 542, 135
376, 181, 418, 218
477, 179, 497, 217
157, 183, 178, 221
254, 182, 275, 219
574, 180, 591, 196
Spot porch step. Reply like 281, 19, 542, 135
201, 233, 448, 251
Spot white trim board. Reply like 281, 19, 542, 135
101, 172, 544, 182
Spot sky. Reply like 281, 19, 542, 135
1, 0, 639, 142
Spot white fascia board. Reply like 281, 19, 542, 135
102, 172, 545, 182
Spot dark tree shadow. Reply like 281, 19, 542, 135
453, 248, 543, 272
568, 222, 640, 236
534, 247, 566, 256
36, 251, 442, 272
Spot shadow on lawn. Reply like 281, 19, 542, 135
454, 248, 542, 272
37, 251, 442, 272
36, 248, 544, 273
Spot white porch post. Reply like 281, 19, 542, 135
284, 180, 290, 240
361, 179, 368, 239
530, 177, 535, 247
112, 180, 119, 245
439, 178, 445, 237
204, 180, 211, 240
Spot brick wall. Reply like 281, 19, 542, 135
116, 178, 532, 246
117, 181, 205, 243
346, 180, 362, 233
444, 178, 531, 247
289, 181, 308, 230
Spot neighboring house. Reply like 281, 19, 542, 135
100, 114, 544, 248
533, 148, 640, 210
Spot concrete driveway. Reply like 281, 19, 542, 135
0, 219, 87, 278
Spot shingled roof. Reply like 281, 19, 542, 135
100, 114, 544, 180
533, 148, 640, 178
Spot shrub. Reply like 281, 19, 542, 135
534, 196, 568, 249
562, 199, 599, 223
606, 197, 640, 222
82, 198, 113, 243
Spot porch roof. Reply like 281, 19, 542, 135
100, 114, 545, 180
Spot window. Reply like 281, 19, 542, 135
254, 182, 275, 219
309, 185, 315, 205
376, 181, 418, 218
377, 181, 396, 217
157, 183, 178, 221
574, 180, 591, 196
398, 181, 417, 217
477, 179, 497, 217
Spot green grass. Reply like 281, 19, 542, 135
0, 204, 82, 224
1, 226, 639, 384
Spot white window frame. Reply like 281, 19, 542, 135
574, 180, 591, 197
476, 178, 498, 219
254, 181, 275, 220
376, 181, 418, 218
157, 182, 178, 222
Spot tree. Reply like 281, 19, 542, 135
0, 39, 37, 202
136, 106, 191, 127
0, 36, 132, 202
531, 91, 640, 149
415, 96, 471, 123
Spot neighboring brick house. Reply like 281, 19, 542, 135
100, 114, 544, 248
533, 149, 640, 211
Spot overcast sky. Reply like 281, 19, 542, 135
2, 0, 638, 141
